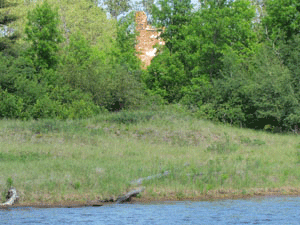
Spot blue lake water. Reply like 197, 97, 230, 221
1, 196, 299, 224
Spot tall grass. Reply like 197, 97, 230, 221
0, 105, 299, 204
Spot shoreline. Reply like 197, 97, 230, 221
2, 188, 300, 209
1, 111, 300, 210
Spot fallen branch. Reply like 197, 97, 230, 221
130, 171, 170, 185
116, 186, 145, 204
0, 187, 19, 206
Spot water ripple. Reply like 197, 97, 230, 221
0, 196, 299, 224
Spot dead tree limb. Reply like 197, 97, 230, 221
116, 187, 145, 204
130, 171, 169, 185
0, 187, 19, 206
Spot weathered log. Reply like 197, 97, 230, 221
116, 186, 145, 204
0, 187, 19, 206
130, 171, 169, 185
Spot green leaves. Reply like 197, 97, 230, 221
152, 0, 192, 53
59, 13, 145, 112
25, 0, 63, 71
188, 0, 256, 79
114, 11, 141, 71
146, 0, 257, 104
103, 0, 131, 19
146, 49, 187, 102
263, 0, 300, 42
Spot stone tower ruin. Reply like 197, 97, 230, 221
135, 11, 164, 68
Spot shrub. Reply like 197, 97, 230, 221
0, 89, 24, 118
66, 99, 100, 119
30, 94, 62, 119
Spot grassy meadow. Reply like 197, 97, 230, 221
1, 105, 300, 205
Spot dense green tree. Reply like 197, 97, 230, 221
146, 0, 257, 103
1, 0, 116, 54
143, 0, 192, 102
185, 0, 257, 80
146, 48, 187, 102
112, 12, 141, 71
25, 0, 63, 71
263, 0, 300, 42
0, 1, 19, 56
58, 0, 115, 49
102, 0, 131, 19
0, 0, 17, 8
60, 27, 145, 111
262, 1, 300, 127
152, 0, 192, 54
185, 44, 300, 131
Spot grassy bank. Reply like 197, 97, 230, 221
1, 105, 300, 205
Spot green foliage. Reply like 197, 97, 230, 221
0, 0, 148, 119
25, 0, 63, 71
60, 14, 146, 112
0, 34, 20, 57
3, 0, 300, 134
5, 0, 114, 53
185, 0, 257, 80
0, 89, 24, 118
0, 3, 20, 56
0, 1, 146, 120
145, 48, 187, 102
102, 0, 131, 19
263, 0, 300, 42
61, 38, 144, 111
146, 0, 257, 104
182, 42, 300, 131
0, 0, 17, 8
275, 35, 300, 96
30, 84, 101, 119
243, 45, 299, 130
0, 51, 100, 119
256, 47, 295, 129
180, 76, 213, 111
0, 11, 17, 24
66, 99, 101, 120
113, 11, 141, 71
152, 0, 192, 52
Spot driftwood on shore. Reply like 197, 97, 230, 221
0, 172, 169, 206
116, 186, 145, 204
130, 171, 170, 185
112, 172, 170, 204
0, 187, 19, 206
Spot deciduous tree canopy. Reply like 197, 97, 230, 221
1, 0, 300, 132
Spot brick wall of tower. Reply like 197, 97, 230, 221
135, 11, 164, 68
